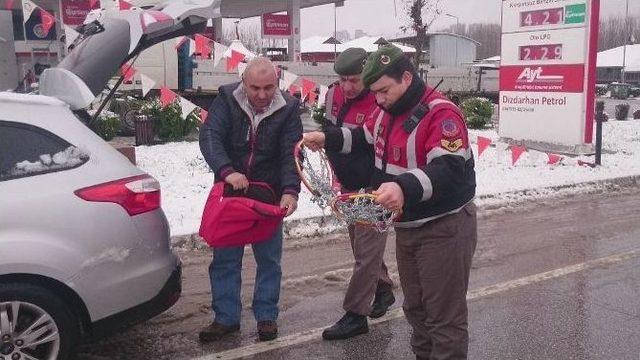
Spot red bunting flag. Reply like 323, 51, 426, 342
547, 153, 563, 165
226, 50, 245, 72
307, 91, 317, 106
160, 87, 177, 107
120, 63, 137, 82
476, 136, 492, 158
511, 145, 526, 166
301, 78, 316, 99
119, 0, 133, 10
40, 8, 55, 36
194, 34, 212, 58
4, 0, 15, 10
199, 109, 208, 124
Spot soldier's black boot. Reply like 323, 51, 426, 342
369, 289, 395, 319
322, 312, 369, 340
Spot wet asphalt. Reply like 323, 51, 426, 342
77, 187, 640, 360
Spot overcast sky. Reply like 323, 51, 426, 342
293, 0, 640, 39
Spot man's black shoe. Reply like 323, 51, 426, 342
322, 312, 368, 340
369, 290, 395, 319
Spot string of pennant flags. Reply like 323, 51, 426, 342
475, 136, 596, 168
3, 0, 135, 38
118, 31, 332, 124
2, 0, 330, 120
4, 0, 599, 168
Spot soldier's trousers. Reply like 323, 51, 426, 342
395, 203, 478, 360
342, 224, 394, 316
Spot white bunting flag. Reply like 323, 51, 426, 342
179, 97, 198, 119
22, 0, 38, 24
527, 150, 543, 165
213, 41, 228, 67
281, 70, 298, 91
318, 85, 329, 106
189, 38, 197, 56
140, 73, 156, 97
237, 62, 248, 78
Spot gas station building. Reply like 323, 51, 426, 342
0, 0, 345, 90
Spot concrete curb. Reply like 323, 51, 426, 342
170, 175, 640, 251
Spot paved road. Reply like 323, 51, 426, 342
77, 187, 640, 360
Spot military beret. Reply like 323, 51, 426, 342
333, 47, 368, 76
362, 45, 405, 87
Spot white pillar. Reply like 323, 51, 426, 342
287, 0, 301, 62
212, 17, 223, 43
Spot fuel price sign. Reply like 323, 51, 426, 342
499, 0, 600, 152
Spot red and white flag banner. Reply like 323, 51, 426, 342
226, 50, 245, 72
140, 73, 155, 97
301, 78, 316, 100
22, 0, 38, 24
160, 87, 177, 107
119, 0, 133, 10
511, 145, 527, 166
477, 136, 492, 158
547, 153, 563, 165
199, 109, 208, 124
120, 63, 137, 82
194, 34, 212, 59
39, 8, 56, 36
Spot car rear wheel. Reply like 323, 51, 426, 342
0, 283, 80, 360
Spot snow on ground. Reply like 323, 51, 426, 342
136, 120, 640, 236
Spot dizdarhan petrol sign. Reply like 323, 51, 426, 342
499, 0, 600, 150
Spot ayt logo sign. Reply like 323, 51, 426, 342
500, 65, 585, 93
517, 67, 564, 84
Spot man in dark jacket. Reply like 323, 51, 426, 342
198, 57, 302, 343
304, 45, 477, 359
320, 48, 395, 341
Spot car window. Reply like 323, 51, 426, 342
0, 121, 89, 181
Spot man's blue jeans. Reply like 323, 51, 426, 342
209, 225, 283, 326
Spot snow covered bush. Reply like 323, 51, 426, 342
140, 98, 199, 142
461, 97, 494, 129
311, 104, 330, 130
615, 103, 630, 120
633, 109, 640, 120
93, 110, 121, 141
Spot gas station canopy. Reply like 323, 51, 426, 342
218, 0, 344, 18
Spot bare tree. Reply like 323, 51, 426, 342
222, 24, 262, 52
400, 0, 442, 65
598, 15, 639, 51
443, 22, 501, 60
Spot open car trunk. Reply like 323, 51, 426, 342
39, 0, 221, 110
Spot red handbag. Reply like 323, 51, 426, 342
199, 182, 287, 248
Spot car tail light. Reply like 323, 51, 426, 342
75, 174, 161, 216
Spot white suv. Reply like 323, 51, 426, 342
0, 92, 181, 360
0, 1, 221, 358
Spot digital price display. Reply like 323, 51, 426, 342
520, 8, 564, 27
519, 44, 563, 61
500, 0, 599, 150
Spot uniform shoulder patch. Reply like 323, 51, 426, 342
441, 139, 463, 152
441, 119, 461, 138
